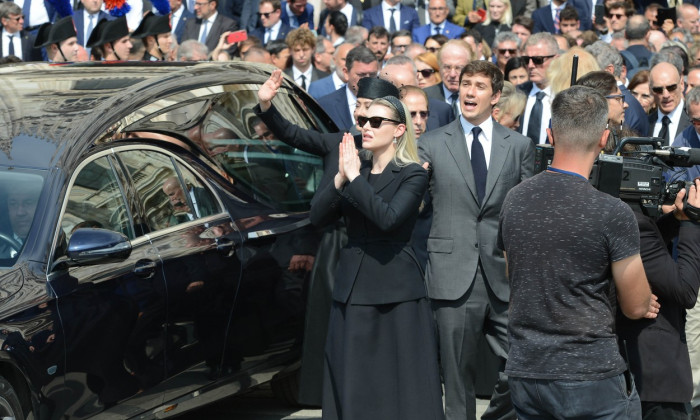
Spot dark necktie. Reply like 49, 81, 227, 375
450, 92, 460, 118
658, 115, 671, 145
389, 8, 397, 32
526, 91, 546, 144
300, 74, 307, 90
554, 6, 561, 34
7, 35, 15, 57
471, 126, 487, 205
434, 25, 441, 35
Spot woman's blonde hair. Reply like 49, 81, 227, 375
495, 81, 526, 122
546, 46, 599, 95
483, 0, 513, 26
367, 98, 419, 167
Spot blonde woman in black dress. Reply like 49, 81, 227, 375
310, 96, 444, 420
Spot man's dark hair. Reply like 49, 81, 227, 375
560, 7, 579, 21
513, 15, 534, 32
345, 45, 378, 71
266, 39, 288, 55
368, 26, 390, 41
260, 0, 282, 11
575, 70, 618, 96
625, 16, 650, 40
464, 28, 483, 44
392, 29, 412, 43
460, 60, 504, 95
328, 11, 348, 36
607, 1, 634, 16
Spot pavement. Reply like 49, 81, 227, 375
187, 384, 489, 419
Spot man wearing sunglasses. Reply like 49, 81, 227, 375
518, 32, 558, 145
419, 60, 534, 420
492, 31, 520, 74
0, 2, 42, 61
248, 0, 290, 45
648, 62, 691, 146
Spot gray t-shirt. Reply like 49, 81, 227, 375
498, 171, 640, 380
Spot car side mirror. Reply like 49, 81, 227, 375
65, 228, 132, 266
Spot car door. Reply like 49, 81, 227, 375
50, 152, 170, 419
113, 147, 243, 403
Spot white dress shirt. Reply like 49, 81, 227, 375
332, 71, 345, 90
199, 11, 218, 43
460, 115, 494, 169
292, 65, 313, 89
381, 1, 401, 29
345, 85, 357, 124
653, 100, 685, 143
339, 3, 355, 26
265, 19, 283, 43
2, 28, 22, 60
14, 0, 49, 27
521, 85, 553, 144
171, 5, 184, 37
83, 10, 99, 46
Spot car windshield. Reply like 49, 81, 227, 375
0, 168, 45, 266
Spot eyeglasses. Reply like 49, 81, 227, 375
417, 68, 436, 78
428, 6, 447, 11
651, 84, 679, 94
5, 15, 24, 22
410, 111, 430, 119
605, 93, 625, 104
522, 55, 555, 65
393, 44, 410, 51
357, 116, 402, 128
258, 11, 274, 18
607, 13, 625, 19
426, 46, 440, 53
497, 48, 517, 55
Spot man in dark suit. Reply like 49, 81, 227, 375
648, 62, 691, 145
170, 0, 195, 43
73, 0, 112, 47
283, 28, 329, 90
182, 0, 238, 52
419, 60, 534, 420
318, 0, 360, 37
309, 42, 353, 99
618, 178, 700, 420
248, 0, 291, 45
412, 0, 464, 44
0, 2, 42, 61
532, 0, 591, 33
361, 0, 420, 33
317, 45, 378, 131
280, 0, 314, 29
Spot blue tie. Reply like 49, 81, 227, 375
199, 20, 209, 43
471, 126, 487, 205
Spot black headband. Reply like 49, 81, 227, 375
382, 96, 406, 125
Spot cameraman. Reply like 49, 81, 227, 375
575, 71, 630, 149
578, 71, 700, 420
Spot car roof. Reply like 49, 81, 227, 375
0, 61, 296, 169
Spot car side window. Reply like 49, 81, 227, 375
117, 150, 219, 231
62, 156, 134, 240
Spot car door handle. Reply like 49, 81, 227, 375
215, 237, 235, 256
133, 259, 157, 279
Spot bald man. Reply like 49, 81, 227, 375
648, 62, 691, 145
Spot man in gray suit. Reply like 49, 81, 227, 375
419, 60, 534, 420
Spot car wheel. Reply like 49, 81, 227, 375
271, 369, 300, 406
0, 376, 24, 420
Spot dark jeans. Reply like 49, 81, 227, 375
509, 373, 642, 419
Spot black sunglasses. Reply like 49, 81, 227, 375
426, 46, 440, 53
651, 84, 678, 94
417, 68, 436, 78
357, 116, 402, 128
607, 13, 625, 19
522, 55, 555, 65
258, 11, 274, 18
410, 111, 430, 119
498, 48, 517, 55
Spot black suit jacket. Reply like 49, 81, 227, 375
0, 30, 43, 61
249, 22, 292, 45
424, 82, 447, 101
173, 8, 195, 44
310, 160, 428, 305
647, 109, 691, 146
283, 66, 330, 89
426, 98, 455, 131
617, 212, 700, 403
182, 13, 238, 52
317, 87, 354, 131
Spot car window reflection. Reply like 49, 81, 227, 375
0, 171, 44, 262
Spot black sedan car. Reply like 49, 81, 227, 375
0, 61, 333, 419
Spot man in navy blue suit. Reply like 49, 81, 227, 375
170, 0, 195, 43
248, 0, 292, 45
308, 42, 353, 99
412, 0, 464, 44
317, 45, 378, 131
532, 0, 591, 33
361, 0, 420, 33
318, 0, 360, 37
0, 2, 43, 60
73, 0, 113, 48
281, 0, 314, 29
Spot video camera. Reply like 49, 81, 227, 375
535, 137, 700, 218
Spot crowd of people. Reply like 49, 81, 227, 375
4, 0, 700, 418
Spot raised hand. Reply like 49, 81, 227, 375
341, 133, 361, 182
258, 69, 283, 111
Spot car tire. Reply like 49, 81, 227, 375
271, 369, 300, 406
0, 376, 24, 420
